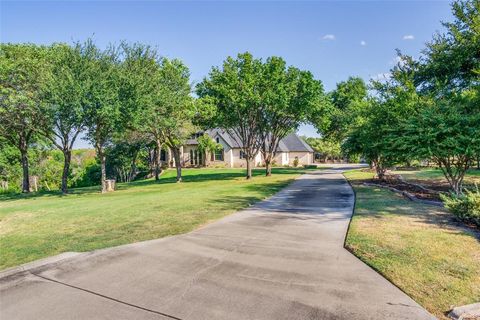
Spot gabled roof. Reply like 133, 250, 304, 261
279, 133, 314, 152
186, 128, 313, 153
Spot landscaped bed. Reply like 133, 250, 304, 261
0, 168, 308, 270
344, 169, 480, 320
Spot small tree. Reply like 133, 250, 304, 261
0, 44, 49, 192
399, 94, 480, 195
197, 134, 222, 165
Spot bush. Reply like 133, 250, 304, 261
293, 158, 299, 167
304, 165, 317, 169
71, 160, 101, 188
441, 186, 480, 227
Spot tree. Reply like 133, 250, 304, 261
324, 77, 369, 142
0, 44, 49, 192
197, 53, 270, 179
399, 93, 479, 194
395, 0, 480, 194
41, 43, 87, 193
304, 137, 342, 162
82, 41, 121, 193
156, 58, 195, 182
118, 43, 163, 180
197, 133, 222, 165
258, 57, 325, 176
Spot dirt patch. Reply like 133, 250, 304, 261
355, 178, 443, 201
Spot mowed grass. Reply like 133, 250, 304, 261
0, 168, 307, 270
344, 170, 480, 319
393, 167, 480, 186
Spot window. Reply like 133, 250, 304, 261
216, 137, 220, 143
190, 150, 194, 165
239, 150, 246, 159
214, 149, 224, 161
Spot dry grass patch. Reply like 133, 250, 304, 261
345, 170, 480, 319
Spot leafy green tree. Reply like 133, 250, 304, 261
0, 44, 49, 192
156, 58, 195, 182
197, 133, 222, 165
322, 77, 369, 142
118, 43, 163, 180
82, 41, 121, 193
393, 0, 480, 194
258, 57, 325, 176
0, 138, 21, 192
304, 137, 342, 162
41, 43, 87, 193
399, 92, 479, 195
196, 53, 269, 179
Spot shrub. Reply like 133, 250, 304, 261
293, 157, 299, 167
304, 165, 317, 169
441, 185, 480, 227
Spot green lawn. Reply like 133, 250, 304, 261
344, 170, 480, 319
392, 167, 480, 187
0, 168, 307, 270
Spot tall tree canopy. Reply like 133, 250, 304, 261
197, 52, 264, 179
82, 41, 122, 193
41, 43, 87, 193
321, 77, 369, 143
198, 52, 326, 178
0, 44, 49, 192
258, 56, 325, 176
156, 58, 195, 182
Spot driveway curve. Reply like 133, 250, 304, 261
0, 168, 435, 320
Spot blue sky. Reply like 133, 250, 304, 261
1, 0, 453, 148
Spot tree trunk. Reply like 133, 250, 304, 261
61, 149, 72, 194
155, 139, 162, 181
172, 147, 182, 182
20, 146, 30, 193
246, 159, 252, 180
97, 146, 107, 193
265, 158, 272, 177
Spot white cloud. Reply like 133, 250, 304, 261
371, 73, 391, 81
322, 34, 335, 40
360, 40, 367, 46
402, 35, 415, 40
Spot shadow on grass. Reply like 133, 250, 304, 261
0, 167, 312, 202
354, 185, 480, 241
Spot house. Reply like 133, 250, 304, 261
161, 129, 314, 168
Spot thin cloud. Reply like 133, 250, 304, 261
360, 40, 367, 46
402, 35, 415, 40
322, 34, 335, 40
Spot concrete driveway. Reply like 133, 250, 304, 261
0, 167, 435, 320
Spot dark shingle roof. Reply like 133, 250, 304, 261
279, 133, 314, 152
189, 129, 313, 153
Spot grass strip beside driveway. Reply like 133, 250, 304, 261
344, 170, 480, 320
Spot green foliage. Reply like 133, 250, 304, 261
304, 137, 342, 162
197, 134, 222, 154
293, 158, 299, 167
71, 158, 101, 188
323, 77, 369, 142
441, 185, 480, 227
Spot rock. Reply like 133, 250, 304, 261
105, 179, 116, 192
448, 303, 480, 320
